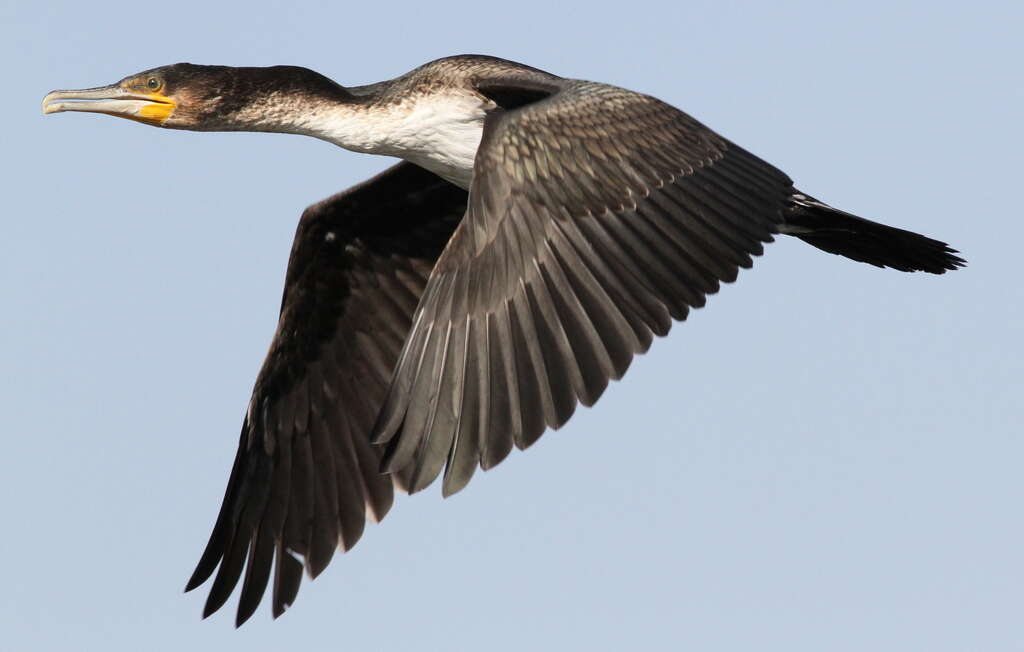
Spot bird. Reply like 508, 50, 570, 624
42, 54, 964, 626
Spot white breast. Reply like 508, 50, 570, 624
299, 92, 492, 190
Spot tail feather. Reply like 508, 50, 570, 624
781, 193, 965, 274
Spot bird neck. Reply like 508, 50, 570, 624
227, 85, 491, 190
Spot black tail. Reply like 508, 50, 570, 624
782, 193, 965, 274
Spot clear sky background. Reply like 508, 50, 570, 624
2, 1, 1021, 650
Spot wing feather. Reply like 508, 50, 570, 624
186, 162, 466, 622
374, 78, 793, 493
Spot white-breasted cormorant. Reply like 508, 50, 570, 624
42, 55, 965, 625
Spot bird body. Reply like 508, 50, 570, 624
42, 54, 964, 625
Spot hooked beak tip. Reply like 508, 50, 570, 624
42, 98, 62, 115
41, 92, 60, 114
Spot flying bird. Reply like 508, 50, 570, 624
42, 55, 964, 625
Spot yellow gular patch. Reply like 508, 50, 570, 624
138, 93, 176, 124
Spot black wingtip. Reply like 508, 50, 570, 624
235, 607, 254, 629
184, 568, 207, 593
185, 530, 230, 594
201, 598, 220, 620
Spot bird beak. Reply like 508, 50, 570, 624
42, 84, 176, 126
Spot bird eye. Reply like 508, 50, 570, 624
147, 77, 161, 91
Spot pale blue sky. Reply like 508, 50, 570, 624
3, 1, 1021, 650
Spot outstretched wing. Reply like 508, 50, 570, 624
186, 162, 466, 625
373, 77, 794, 496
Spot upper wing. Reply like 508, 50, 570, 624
373, 78, 794, 497
185, 162, 466, 625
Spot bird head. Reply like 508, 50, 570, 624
42, 63, 349, 131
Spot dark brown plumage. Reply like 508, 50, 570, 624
372, 79, 792, 497
41, 54, 964, 626
184, 163, 466, 623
